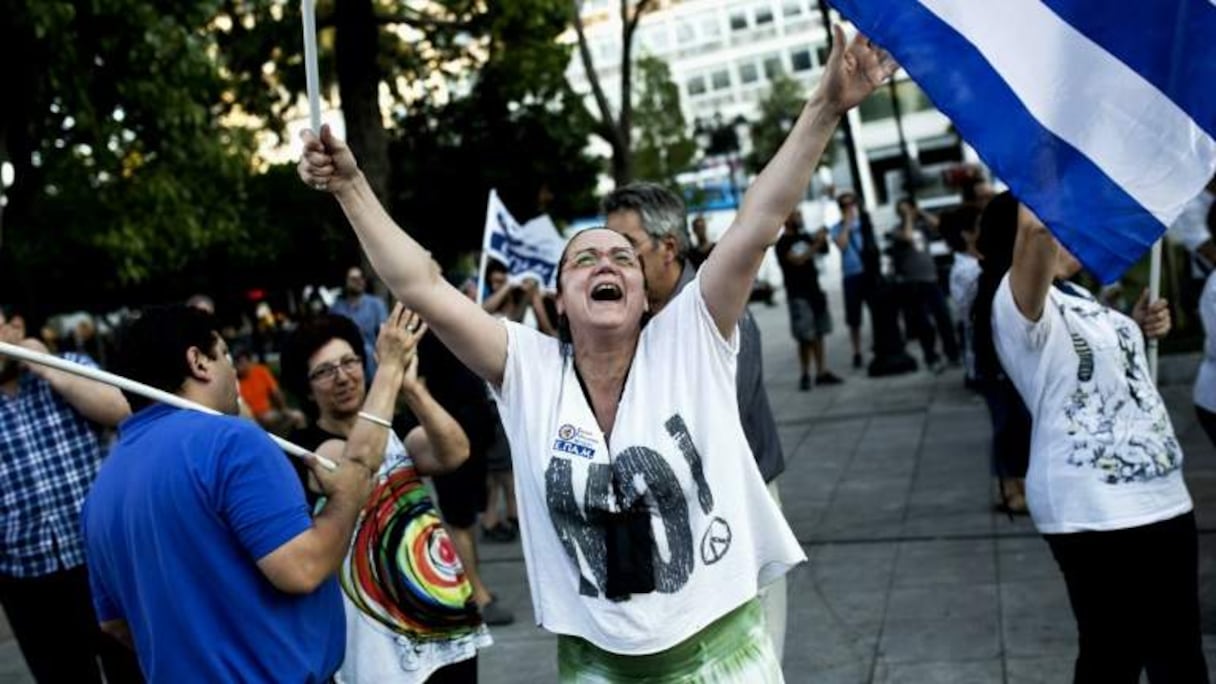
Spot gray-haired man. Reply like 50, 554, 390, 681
604, 182, 789, 662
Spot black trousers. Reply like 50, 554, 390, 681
0, 565, 142, 683
427, 654, 477, 683
901, 281, 960, 365
1045, 513, 1208, 684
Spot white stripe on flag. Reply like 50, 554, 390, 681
917, 0, 1216, 223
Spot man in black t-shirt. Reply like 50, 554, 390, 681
777, 210, 843, 391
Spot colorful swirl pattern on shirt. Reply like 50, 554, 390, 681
340, 465, 482, 638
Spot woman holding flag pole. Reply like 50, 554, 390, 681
979, 192, 1207, 683
298, 24, 894, 682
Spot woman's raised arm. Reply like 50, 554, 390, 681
699, 26, 895, 337
299, 126, 507, 385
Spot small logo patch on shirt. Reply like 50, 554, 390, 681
552, 423, 598, 459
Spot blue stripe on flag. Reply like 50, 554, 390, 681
1039, 0, 1216, 140
830, 0, 1164, 283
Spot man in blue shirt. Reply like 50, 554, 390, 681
329, 266, 388, 376
82, 305, 380, 682
0, 306, 140, 683
830, 192, 877, 369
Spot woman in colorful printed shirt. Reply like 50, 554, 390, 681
297, 26, 894, 683
281, 309, 491, 683
982, 192, 1207, 682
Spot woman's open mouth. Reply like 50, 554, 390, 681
590, 283, 623, 301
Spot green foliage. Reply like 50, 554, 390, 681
745, 72, 812, 174
1, 0, 255, 315
631, 56, 696, 190
0, 0, 599, 318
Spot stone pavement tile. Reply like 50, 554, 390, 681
785, 565, 883, 678
791, 661, 872, 684
1004, 655, 1076, 683
846, 449, 918, 478
831, 475, 912, 511
788, 564, 888, 629
884, 584, 997, 622
992, 515, 1038, 537
892, 539, 996, 588
876, 616, 1001, 663
0, 610, 9, 641
997, 536, 1059, 582
900, 512, 993, 538
478, 632, 557, 684
809, 543, 899, 593
1201, 570, 1216, 635
0, 642, 31, 684
874, 659, 1003, 684
1000, 579, 1075, 658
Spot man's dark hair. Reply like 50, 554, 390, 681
941, 206, 982, 253
486, 260, 509, 278
280, 314, 366, 402
602, 182, 690, 257
961, 176, 989, 204
113, 305, 222, 412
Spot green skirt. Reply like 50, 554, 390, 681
556, 599, 783, 683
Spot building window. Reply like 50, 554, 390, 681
676, 21, 696, 44
790, 49, 813, 72
701, 17, 722, 40
730, 11, 749, 31
711, 69, 732, 90
782, 0, 804, 17
688, 75, 707, 96
754, 4, 774, 25
816, 46, 830, 67
763, 55, 784, 79
739, 62, 760, 84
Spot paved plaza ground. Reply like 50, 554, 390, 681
4, 285, 1215, 683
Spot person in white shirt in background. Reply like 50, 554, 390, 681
984, 191, 1206, 683
1167, 174, 1216, 315
297, 26, 894, 682
944, 206, 984, 386
1194, 200, 1216, 450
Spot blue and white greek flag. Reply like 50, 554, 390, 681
481, 189, 565, 291
831, 0, 1216, 283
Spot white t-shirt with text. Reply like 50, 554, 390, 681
992, 276, 1192, 534
492, 276, 805, 655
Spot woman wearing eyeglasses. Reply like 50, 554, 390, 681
298, 27, 894, 682
281, 309, 491, 683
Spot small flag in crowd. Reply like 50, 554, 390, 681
830, 0, 1216, 283
481, 189, 566, 292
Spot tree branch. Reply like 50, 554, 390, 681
572, 0, 622, 150
616, 0, 653, 153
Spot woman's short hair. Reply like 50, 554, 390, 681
280, 314, 366, 402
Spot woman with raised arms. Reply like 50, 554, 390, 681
299, 26, 894, 683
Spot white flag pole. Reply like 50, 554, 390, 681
1147, 239, 1162, 383
476, 190, 497, 306
301, 0, 322, 134
0, 341, 337, 470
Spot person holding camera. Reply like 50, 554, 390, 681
298, 26, 894, 681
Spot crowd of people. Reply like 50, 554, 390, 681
1, 22, 1214, 684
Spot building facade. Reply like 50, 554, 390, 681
566, 0, 978, 211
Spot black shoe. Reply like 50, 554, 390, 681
480, 597, 515, 626
481, 523, 516, 543
799, 374, 812, 391
852, 353, 863, 369
815, 372, 843, 386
